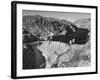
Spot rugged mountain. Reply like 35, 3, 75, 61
23, 15, 89, 44
23, 15, 77, 37
74, 18, 91, 30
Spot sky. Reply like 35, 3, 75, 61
23, 10, 90, 22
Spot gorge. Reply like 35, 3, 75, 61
23, 15, 90, 69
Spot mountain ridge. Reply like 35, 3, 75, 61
23, 15, 78, 37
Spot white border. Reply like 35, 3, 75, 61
17, 4, 96, 77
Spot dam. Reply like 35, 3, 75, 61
36, 41, 69, 68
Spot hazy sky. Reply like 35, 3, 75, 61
23, 10, 90, 22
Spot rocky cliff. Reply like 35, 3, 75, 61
23, 15, 77, 37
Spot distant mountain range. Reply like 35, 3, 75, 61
74, 18, 90, 30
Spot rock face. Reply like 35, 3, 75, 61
57, 43, 90, 68
23, 15, 89, 44
23, 43, 46, 69
23, 15, 74, 36
23, 15, 90, 69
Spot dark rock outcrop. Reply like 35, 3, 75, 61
23, 44, 46, 69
